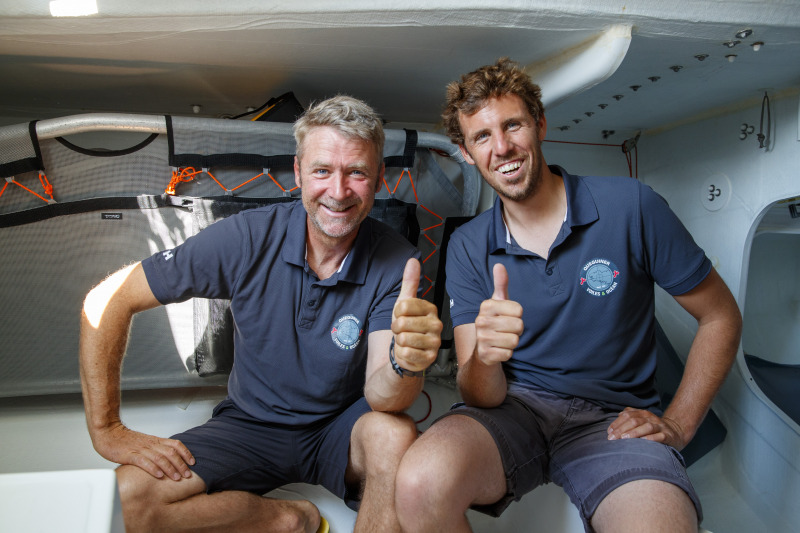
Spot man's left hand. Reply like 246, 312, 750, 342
607, 407, 689, 450
391, 258, 442, 373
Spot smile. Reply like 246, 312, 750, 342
497, 161, 521, 175
321, 202, 357, 215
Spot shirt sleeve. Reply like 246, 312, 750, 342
445, 229, 490, 327
142, 214, 250, 304
639, 183, 711, 295
365, 244, 422, 333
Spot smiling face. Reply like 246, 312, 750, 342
458, 93, 548, 202
295, 126, 383, 246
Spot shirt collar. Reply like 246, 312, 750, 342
488, 165, 598, 253
282, 201, 370, 285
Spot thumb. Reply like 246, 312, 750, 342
398, 257, 421, 301
492, 263, 509, 301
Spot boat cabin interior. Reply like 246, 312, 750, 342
0, 1, 799, 531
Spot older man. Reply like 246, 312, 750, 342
80, 96, 441, 533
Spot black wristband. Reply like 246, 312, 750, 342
389, 337, 425, 378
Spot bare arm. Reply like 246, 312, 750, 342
80, 262, 196, 479
455, 263, 523, 408
364, 258, 442, 412
607, 267, 742, 449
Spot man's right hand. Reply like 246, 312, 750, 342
473, 263, 524, 366
91, 422, 195, 481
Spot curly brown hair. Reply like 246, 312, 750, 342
442, 57, 544, 145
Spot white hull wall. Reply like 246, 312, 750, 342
638, 93, 800, 530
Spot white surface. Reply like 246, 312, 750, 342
0, 469, 123, 533
0, 381, 777, 532
2, 0, 800, 145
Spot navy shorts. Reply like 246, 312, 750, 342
171, 396, 371, 511
437, 384, 702, 531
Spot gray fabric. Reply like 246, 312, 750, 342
0, 114, 478, 397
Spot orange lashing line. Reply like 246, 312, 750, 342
165, 167, 299, 196
384, 168, 444, 298
0, 171, 55, 204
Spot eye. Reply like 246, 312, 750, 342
473, 131, 489, 144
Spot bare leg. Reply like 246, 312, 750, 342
346, 411, 419, 533
117, 465, 321, 533
591, 479, 699, 533
394, 414, 507, 533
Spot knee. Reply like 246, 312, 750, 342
116, 464, 203, 532
394, 456, 429, 514
271, 500, 321, 533
116, 465, 159, 531
358, 412, 418, 473
395, 434, 453, 511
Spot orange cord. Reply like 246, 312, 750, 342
383, 168, 445, 296
165, 167, 299, 196
0, 171, 55, 204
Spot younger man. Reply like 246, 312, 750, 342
395, 59, 741, 533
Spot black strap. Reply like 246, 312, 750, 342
0, 121, 45, 178
55, 133, 159, 157
0, 195, 171, 228
383, 129, 417, 169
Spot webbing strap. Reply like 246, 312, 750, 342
0, 195, 304, 229
0, 121, 45, 178
383, 129, 418, 169
55, 133, 159, 157
0, 195, 167, 228
166, 116, 295, 170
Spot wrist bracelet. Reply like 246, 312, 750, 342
389, 337, 426, 378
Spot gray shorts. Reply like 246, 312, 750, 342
171, 397, 371, 511
437, 384, 702, 531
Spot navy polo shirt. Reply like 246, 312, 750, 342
143, 200, 418, 426
446, 166, 711, 411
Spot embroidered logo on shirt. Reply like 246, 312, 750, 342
331, 314, 363, 350
580, 258, 620, 297
162, 250, 174, 261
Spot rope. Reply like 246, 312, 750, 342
758, 92, 770, 149
165, 167, 298, 196
544, 137, 638, 179
0, 171, 55, 204
384, 168, 444, 298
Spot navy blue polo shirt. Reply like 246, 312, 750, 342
446, 166, 711, 411
143, 200, 418, 426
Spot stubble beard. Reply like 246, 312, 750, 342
307, 197, 368, 240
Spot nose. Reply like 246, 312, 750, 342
493, 132, 513, 156
328, 172, 349, 200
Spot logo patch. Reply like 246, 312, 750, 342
580, 258, 620, 297
331, 314, 363, 350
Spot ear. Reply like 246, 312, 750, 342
537, 114, 548, 142
375, 162, 385, 193
459, 144, 476, 166
293, 156, 301, 189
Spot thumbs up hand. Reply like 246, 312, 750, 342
391, 258, 443, 373
474, 263, 523, 366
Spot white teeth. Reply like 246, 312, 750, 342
498, 161, 521, 174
